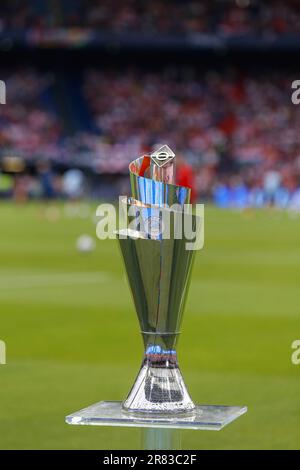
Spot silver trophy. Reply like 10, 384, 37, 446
118, 145, 196, 413
66, 145, 247, 439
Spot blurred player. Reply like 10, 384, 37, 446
63, 169, 85, 200
37, 161, 56, 200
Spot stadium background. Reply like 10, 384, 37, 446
0, 0, 300, 449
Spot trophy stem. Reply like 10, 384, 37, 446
123, 333, 195, 414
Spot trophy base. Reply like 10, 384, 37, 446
122, 362, 196, 414
66, 401, 247, 431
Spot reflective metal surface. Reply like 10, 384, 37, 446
118, 230, 196, 345
117, 147, 198, 413
129, 155, 190, 207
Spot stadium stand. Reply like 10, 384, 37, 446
0, 1, 300, 207
1, 0, 300, 36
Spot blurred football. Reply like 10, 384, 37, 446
76, 234, 96, 253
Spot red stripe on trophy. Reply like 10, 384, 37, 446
139, 156, 151, 177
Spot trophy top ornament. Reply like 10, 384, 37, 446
128, 144, 190, 207
150, 145, 175, 168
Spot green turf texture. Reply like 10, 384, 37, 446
0, 202, 299, 449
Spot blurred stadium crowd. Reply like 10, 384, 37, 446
1, 0, 300, 36
1, 1, 300, 210
1, 66, 300, 209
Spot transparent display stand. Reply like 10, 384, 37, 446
66, 401, 247, 449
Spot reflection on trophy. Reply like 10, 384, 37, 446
117, 145, 198, 413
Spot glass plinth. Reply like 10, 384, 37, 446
66, 401, 247, 431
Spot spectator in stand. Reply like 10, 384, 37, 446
1, 1, 300, 37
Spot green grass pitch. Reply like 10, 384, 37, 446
0, 202, 300, 449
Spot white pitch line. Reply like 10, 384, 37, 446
0, 271, 111, 291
